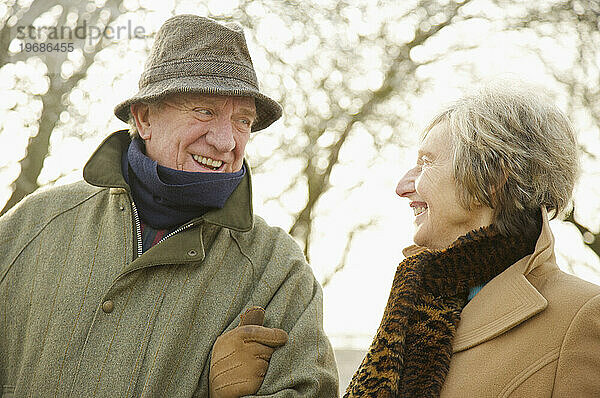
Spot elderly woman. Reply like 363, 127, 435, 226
344, 83, 600, 397
210, 83, 600, 398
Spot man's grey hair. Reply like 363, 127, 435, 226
127, 99, 165, 139
127, 114, 140, 139
425, 81, 579, 236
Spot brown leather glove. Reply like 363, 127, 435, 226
209, 307, 288, 398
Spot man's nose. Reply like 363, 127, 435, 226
396, 166, 419, 197
205, 119, 236, 152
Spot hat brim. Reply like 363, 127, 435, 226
114, 76, 282, 132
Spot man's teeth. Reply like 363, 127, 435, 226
192, 154, 223, 169
413, 206, 427, 216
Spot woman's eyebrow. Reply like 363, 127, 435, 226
417, 150, 434, 158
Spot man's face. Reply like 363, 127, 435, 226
131, 94, 256, 173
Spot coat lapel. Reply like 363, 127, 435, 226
452, 261, 547, 352
452, 207, 555, 353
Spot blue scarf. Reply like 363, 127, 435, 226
122, 138, 245, 229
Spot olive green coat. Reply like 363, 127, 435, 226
0, 131, 339, 398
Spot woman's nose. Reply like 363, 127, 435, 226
396, 166, 419, 197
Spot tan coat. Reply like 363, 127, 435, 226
440, 208, 600, 397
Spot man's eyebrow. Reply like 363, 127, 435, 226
237, 107, 257, 118
187, 98, 257, 118
187, 98, 219, 107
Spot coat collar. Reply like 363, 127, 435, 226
451, 208, 554, 352
401, 208, 555, 353
83, 130, 254, 232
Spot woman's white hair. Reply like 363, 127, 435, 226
425, 81, 579, 236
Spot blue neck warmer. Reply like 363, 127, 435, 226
122, 138, 245, 229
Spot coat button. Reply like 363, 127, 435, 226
102, 300, 114, 313
187, 249, 198, 257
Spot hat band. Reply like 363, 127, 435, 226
140, 59, 258, 89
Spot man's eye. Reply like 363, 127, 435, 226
237, 118, 254, 130
194, 108, 212, 116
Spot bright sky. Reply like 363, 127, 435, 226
1, 0, 599, 349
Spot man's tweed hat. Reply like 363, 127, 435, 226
114, 15, 282, 132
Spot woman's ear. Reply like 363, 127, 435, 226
486, 159, 509, 207
492, 161, 509, 193
130, 103, 151, 140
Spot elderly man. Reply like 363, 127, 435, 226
0, 15, 338, 397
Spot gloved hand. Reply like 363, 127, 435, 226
209, 306, 288, 398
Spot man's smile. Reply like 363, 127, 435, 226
192, 154, 224, 171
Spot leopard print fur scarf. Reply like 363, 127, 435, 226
344, 225, 538, 398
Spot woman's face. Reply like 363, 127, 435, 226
395, 122, 494, 250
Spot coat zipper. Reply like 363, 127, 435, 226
130, 200, 143, 259
130, 198, 196, 258
157, 222, 196, 245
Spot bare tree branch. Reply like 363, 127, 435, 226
321, 219, 378, 287
263, 176, 304, 205
566, 209, 600, 258
288, 0, 476, 258
0, 1, 55, 67
1, 0, 124, 216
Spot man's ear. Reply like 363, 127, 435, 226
130, 103, 151, 139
